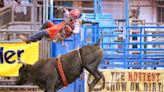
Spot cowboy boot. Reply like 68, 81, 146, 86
19, 35, 31, 44
40, 22, 49, 29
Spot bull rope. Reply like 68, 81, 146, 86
76, 46, 83, 65
57, 55, 68, 86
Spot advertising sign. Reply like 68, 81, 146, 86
85, 69, 164, 92
0, 42, 39, 76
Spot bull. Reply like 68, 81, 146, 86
16, 34, 104, 92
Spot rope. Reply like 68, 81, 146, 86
57, 55, 68, 86
76, 46, 83, 65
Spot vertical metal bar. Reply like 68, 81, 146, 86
50, 0, 53, 20
85, 27, 87, 44
125, 0, 129, 26
43, 0, 46, 23
11, 5, 14, 24
94, 0, 97, 14
139, 28, 143, 69
98, 0, 102, 14
82, 23, 86, 45
46, 0, 49, 20
39, 5, 42, 23
94, 0, 98, 28
49, 0, 53, 58
31, 4, 34, 29
50, 42, 58, 57
124, 0, 129, 69
92, 25, 95, 43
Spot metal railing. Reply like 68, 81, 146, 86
0, 29, 51, 60
80, 13, 164, 69
0, 76, 42, 92
84, 26, 164, 69
0, 4, 42, 29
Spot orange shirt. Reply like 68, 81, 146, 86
46, 22, 65, 40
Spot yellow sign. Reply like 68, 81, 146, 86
84, 69, 164, 92
0, 42, 39, 76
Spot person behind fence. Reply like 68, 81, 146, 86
19, 7, 98, 44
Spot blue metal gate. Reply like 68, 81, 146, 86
50, 14, 164, 92
82, 14, 164, 69
49, 0, 164, 91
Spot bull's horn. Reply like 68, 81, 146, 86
18, 57, 27, 66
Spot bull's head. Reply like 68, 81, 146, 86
16, 60, 31, 85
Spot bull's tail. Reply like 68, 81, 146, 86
94, 32, 104, 46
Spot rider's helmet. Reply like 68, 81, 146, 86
69, 9, 81, 20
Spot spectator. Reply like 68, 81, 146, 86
129, 0, 141, 25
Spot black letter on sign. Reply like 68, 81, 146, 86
0, 47, 3, 64
4, 50, 16, 64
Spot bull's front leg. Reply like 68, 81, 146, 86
46, 78, 56, 92
46, 69, 58, 92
